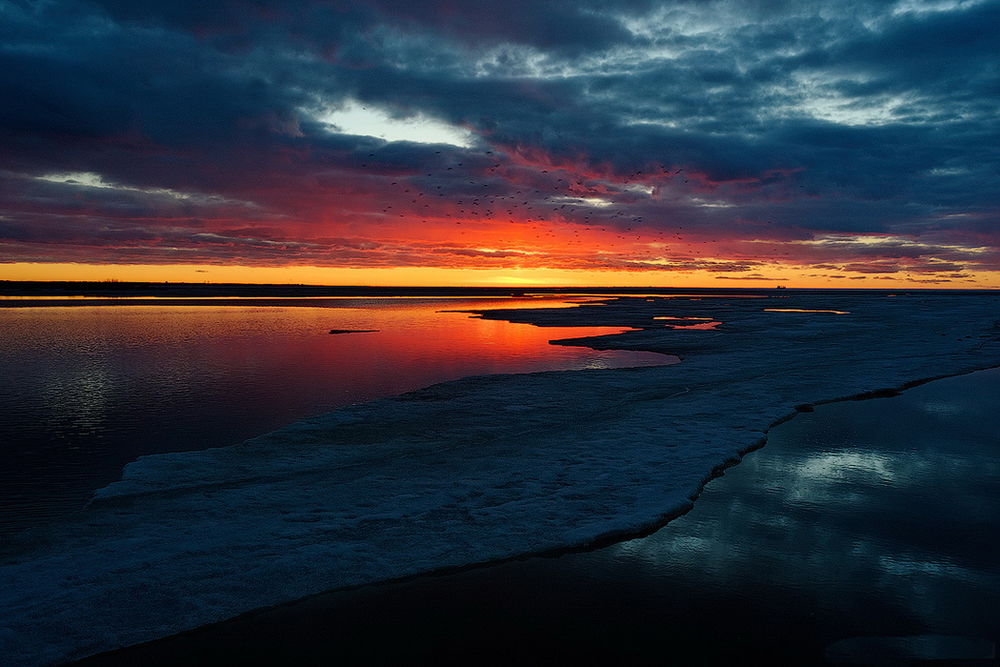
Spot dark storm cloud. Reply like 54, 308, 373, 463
0, 0, 998, 280
89, 0, 645, 54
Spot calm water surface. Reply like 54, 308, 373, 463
0, 297, 669, 534
79, 367, 1000, 666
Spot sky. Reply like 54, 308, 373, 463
1, 0, 999, 287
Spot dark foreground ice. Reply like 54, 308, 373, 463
71, 366, 1000, 666
1, 291, 999, 665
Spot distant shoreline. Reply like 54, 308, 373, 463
1, 280, 995, 300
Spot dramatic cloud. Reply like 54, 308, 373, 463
1, 0, 998, 285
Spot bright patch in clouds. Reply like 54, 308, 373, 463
34, 172, 244, 205
552, 196, 615, 208
689, 197, 735, 209
315, 101, 475, 147
36, 172, 114, 189
892, 0, 989, 16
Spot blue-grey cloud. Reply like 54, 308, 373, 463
0, 0, 998, 282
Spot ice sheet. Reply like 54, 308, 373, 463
2, 291, 999, 665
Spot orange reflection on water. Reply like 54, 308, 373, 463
0, 298, 675, 531
2, 298, 674, 437
667, 321, 722, 330
763, 308, 849, 314
651, 316, 722, 330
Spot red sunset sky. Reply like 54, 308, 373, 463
2, 1, 998, 287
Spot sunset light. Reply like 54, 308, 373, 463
2, 1, 998, 287
3, 3, 1000, 664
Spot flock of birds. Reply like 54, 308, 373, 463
362, 146, 708, 250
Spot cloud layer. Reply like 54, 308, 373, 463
1, 0, 998, 284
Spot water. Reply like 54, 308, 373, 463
76, 367, 1000, 665
0, 297, 670, 534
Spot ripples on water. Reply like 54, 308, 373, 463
0, 298, 671, 535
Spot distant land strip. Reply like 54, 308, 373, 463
1, 281, 995, 300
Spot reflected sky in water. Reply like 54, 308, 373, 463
597, 366, 1000, 658
0, 298, 671, 534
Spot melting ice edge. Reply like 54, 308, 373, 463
2, 291, 1000, 665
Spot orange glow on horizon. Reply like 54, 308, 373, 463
1, 262, 998, 289
5, 203, 996, 289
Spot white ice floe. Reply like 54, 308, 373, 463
2, 292, 999, 664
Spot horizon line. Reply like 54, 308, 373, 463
1, 279, 998, 292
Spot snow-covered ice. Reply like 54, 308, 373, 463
1, 291, 999, 665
